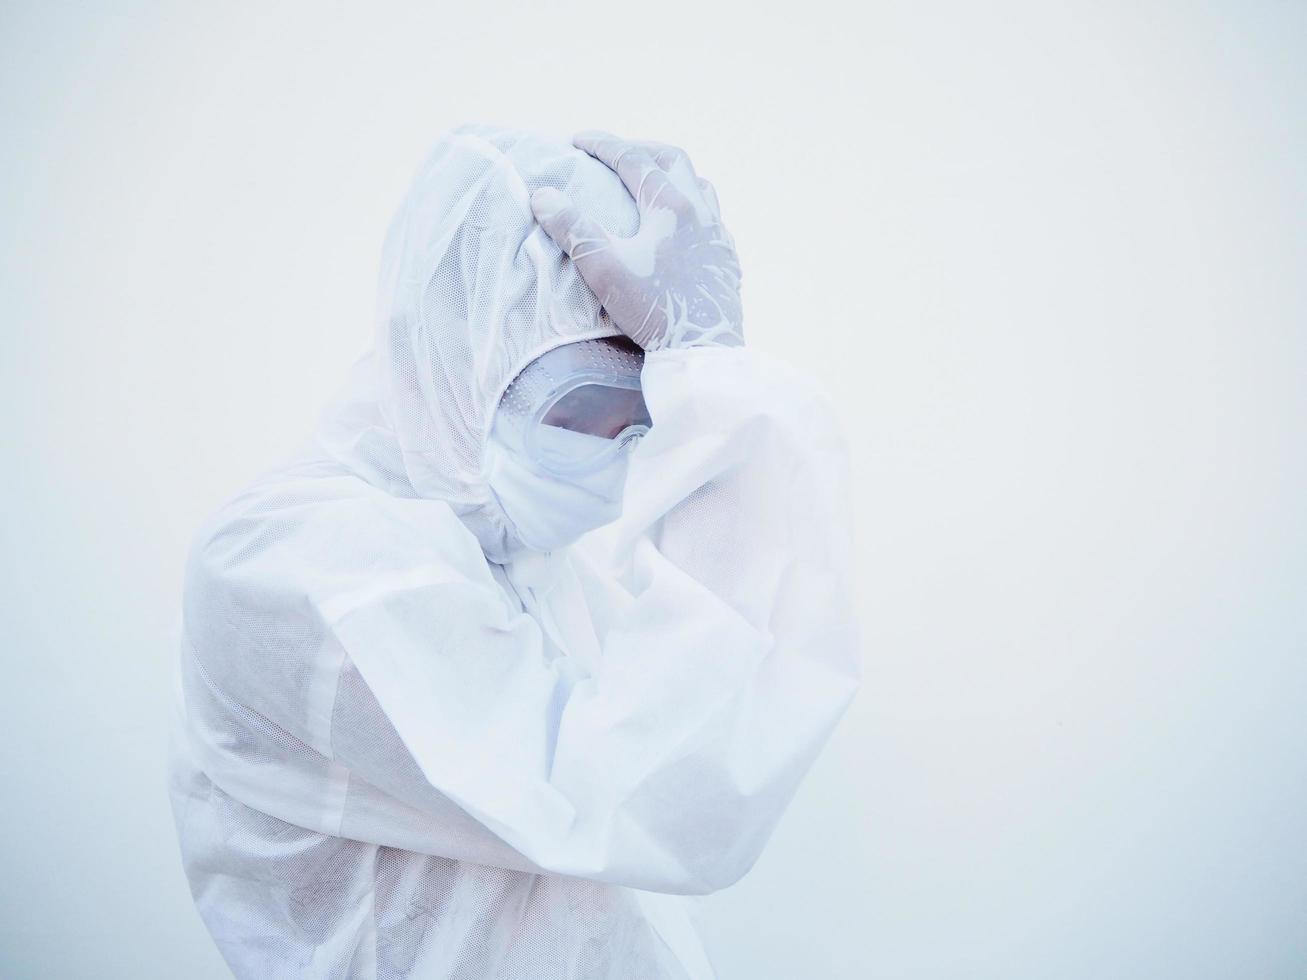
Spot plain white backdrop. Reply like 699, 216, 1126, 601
2, 1, 1304, 977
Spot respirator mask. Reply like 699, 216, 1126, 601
486, 336, 652, 553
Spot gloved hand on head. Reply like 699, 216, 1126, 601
488, 132, 744, 553
530, 131, 744, 352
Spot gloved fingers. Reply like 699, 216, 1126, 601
530, 187, 612, 262
577, 131, 688, 173
696, 176, 722, 219
622, 137, 722, 223
574, 131, 688, 214
630, 139, 692, 174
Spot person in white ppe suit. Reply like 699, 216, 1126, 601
168, 124, 860, 979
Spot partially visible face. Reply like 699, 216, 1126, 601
485, 336, 652, 552
541, 382, 652, 440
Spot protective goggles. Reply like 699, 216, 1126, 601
495, 336, 652, 476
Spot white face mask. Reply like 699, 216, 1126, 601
484, 336, 650, 554
485, 430, 633, 553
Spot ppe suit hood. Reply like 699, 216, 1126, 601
315, 125, 640, 562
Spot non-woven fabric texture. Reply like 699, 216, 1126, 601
315, 124, 640, 563
169, 125, 861, 980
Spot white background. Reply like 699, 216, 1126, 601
3, 1, 1304, 977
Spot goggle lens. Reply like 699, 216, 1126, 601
540, 383, 652, 439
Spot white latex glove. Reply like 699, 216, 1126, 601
531, 131, 744, 351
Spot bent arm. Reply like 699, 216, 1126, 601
183, 347, 858, 894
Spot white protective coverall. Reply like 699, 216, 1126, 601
168, 124, 860, 979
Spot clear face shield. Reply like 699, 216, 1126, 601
486, 336, 651, 552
